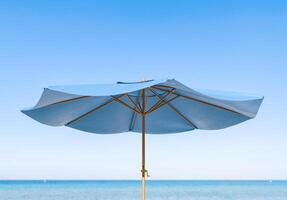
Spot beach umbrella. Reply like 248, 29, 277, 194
22, 78, 263, 200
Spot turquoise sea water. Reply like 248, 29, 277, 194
0, 180, 286, 200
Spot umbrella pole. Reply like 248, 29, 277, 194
141, 89, 146, 200
141, 113, 146, 200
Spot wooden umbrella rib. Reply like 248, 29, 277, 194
148, 88, 198, 129
137, 96, 142, 112
65, 94, 125, 126
126, 93, 141, 113
46, 96, 90, 107
152, 86, 243, 116
146, 96, 178, 114
129, 110, 137, 131
154, 84, 174, 89
145, 90, 148, 112
153, 95, 179, 112
129, 91, 141, 131
145, 88, 175, 114
168, 105, 198, 129
111, 96, 140, 114
151, 86, 173, 93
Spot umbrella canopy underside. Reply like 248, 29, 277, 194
22, 79, 263, 134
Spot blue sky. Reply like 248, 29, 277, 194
0, 0, 286, 180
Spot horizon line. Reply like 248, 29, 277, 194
1, 179, 286, 181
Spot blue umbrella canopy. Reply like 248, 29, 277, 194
22, 78, 263, 134
22, 78, 263, 200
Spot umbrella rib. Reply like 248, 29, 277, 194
111, 96, 140, 114
154, 84, 174, 89
65, 94, 125, 126
137, 95, 142, 112
129, 91, 141, 131
126, 93, 141, 113
45, 96, 90, 107
148, 88, 198, 129
146, 88, 175, 114
150, 95, 180, 112
145, 95, 179, 114
152, 86, 244, 116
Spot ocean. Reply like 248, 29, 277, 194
0, 180, 286, 200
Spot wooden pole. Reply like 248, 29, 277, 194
141, 89, 146, 200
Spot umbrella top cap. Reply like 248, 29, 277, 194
117, 79, 154, 84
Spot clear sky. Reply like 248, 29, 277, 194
0, 0, 286, 180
